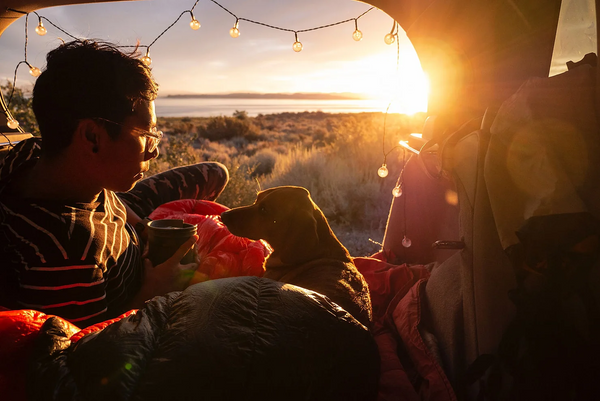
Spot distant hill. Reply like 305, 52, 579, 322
163, 92, 368, 100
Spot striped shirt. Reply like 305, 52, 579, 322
0, 138, 142, 327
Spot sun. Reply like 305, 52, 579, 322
355, 48, 429, 115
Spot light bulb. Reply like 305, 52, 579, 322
384, 33, 395, 45
141, 51, 152, 66
402, 235, 412, 248
35, 21, 47, 36
392, 186, 403, 197
29, 66, 41, 77
190, 18, 201, 30
7, 117, 19, 129
293, 41, 303, 52
230, 26, 240, 38
352, 29, 363, 41
377, 164, 389, 178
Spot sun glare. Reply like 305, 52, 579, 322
355, 49, 429, 115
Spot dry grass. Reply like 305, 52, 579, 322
152, 111, 426, 257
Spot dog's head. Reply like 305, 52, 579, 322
221, 186, 344, 265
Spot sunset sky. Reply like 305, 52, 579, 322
0, 0, 429, 114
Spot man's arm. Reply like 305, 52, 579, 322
123, 201, 151, 242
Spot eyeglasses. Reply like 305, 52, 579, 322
93, 117, 163, 153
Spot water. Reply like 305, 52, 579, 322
155, 97, 390, 117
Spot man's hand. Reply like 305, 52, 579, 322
126, 235, 198, 310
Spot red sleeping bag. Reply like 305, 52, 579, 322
148, 199, 270, 284
0, 308, 137, 401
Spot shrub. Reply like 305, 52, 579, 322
1, 82, 39, 136
215, 157, 261, 208
246, 148, 278, 177
198, 115, 262, 141
233, 110, 248, 120
162, 132, 201, 168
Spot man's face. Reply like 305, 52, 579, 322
98, 100, 159, 192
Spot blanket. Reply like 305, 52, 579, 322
0, 201, 455, 400
148, 199, 270, 283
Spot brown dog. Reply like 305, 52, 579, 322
220, 186, 372, 326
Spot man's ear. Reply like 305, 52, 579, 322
74, 119, 101, 154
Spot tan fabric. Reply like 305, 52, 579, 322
485, 65, 600, 249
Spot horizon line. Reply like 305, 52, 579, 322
161, 92, 372, 100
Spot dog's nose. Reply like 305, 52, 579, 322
220, 211, 232, 226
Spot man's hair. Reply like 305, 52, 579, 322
32, 40, 159, 156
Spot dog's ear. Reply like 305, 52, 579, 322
278, 207, 320, 265
311, 199, 352, 261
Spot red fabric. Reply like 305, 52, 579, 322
393, 280, 457, 401
0, 311, 77, 401
69, 309, 138, 343
0, 309, 138, 401
149, 200, 270, 283
354, 256, 454, 401
353, 257, 430, 400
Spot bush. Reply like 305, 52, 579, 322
216, 157, 261, 208
198, 115, 262, 141
246, 148, 278, 177
1, 82, 39, 136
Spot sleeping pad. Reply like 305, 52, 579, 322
27, 276, 380, 401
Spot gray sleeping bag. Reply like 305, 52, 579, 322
27, 276, 380, 401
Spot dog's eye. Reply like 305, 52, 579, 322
260, 206, 267, 214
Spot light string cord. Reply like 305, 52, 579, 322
379, 21, 401, 170
398, 148, 412, 249
3, 1, 386, 130
34, 12, 79, 41
116, 9, 195, 52
5, 1, 377, 86
6, 11, 30, 107
209, 0, 373, 33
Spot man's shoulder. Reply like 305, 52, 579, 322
0, 137, 42, 182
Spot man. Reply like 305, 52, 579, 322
0, 40, 228, 327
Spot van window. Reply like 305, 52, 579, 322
550, 0, 596, 76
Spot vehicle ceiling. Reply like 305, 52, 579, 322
1, 0, 567, 128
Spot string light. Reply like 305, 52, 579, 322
384, 33, 395, 45
3, 2, 382, 125
384, 20, 397, 45
189, 12, 201, 30
352, 19, 363, 41
35, 17, 47, 36
391, 150, 406, 197
6, 2, 377, 73
377, 164, 389, 178
28, 63, 41, 77
230, 19, 240, 38
293, 32, 303, 52
402, 235, 412, 248
140, 49, 152, 66
7, 117, 20, 129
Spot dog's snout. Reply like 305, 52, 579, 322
220, 211, 235, 228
